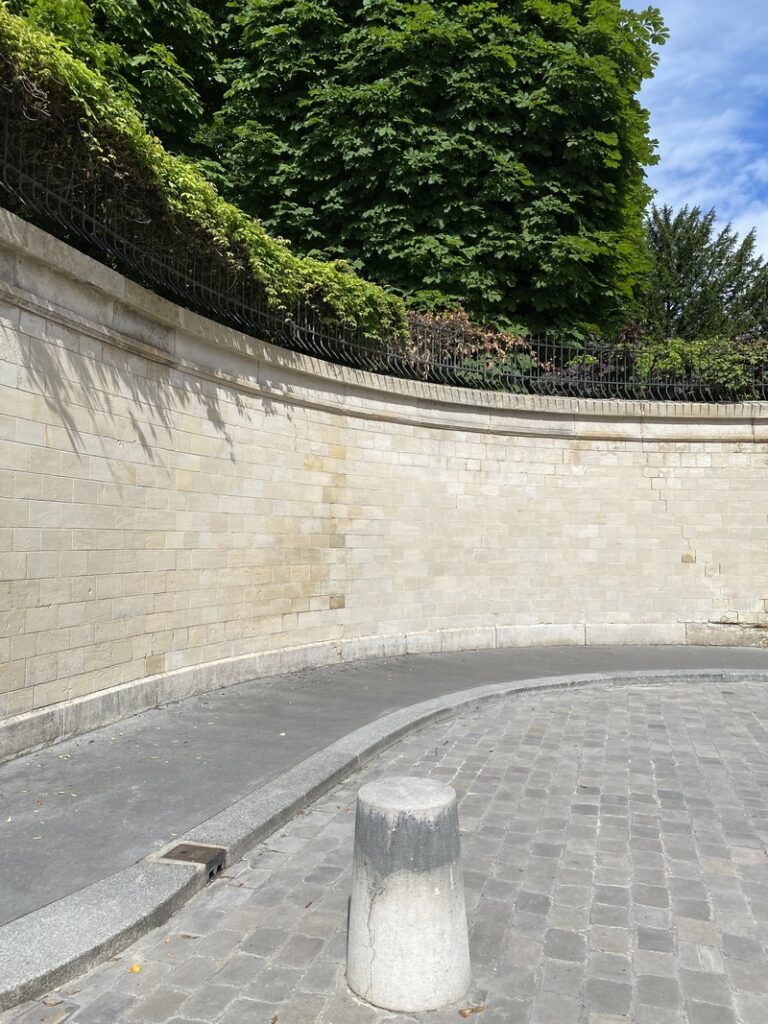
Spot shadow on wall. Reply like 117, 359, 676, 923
18, 301, 304, 472
5, 211, 387, 468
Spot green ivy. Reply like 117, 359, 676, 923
0, 5, 409, 345
6, 0, 225, 158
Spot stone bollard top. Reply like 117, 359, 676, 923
354, 777, 461, 878
357, 776, 456, 814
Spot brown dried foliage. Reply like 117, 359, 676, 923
407, 309, 537, 367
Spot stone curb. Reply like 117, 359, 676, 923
3, 668, 766, 1009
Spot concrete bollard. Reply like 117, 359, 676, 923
346, 776, 471, 1012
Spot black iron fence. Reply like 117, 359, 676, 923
1, 70, 767, 402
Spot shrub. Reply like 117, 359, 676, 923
635, 336, 768, 400
407, 309, 542, 388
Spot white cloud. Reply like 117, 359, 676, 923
732, 206, 768, 252
627, 0, 768, 254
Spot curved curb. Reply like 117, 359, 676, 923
3, 667, 767, 1009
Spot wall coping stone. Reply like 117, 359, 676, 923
2, 207, 768, 443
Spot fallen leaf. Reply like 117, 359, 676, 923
458, 1006, 485, 1018
128, 964, 142, 974
42, 999, 63, 1007
270, 1016, 279, 1024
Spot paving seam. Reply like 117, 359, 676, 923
3, 667, 767, 1010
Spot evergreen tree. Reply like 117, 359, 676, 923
642, 205, 768, 340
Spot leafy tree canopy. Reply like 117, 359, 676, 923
212, 0, 667, 331
642, 204, 768, 341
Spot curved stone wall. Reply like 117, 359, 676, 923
1, 208, 767, 754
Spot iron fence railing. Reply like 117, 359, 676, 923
1, 70, 767, 402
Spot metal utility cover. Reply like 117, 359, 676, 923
160, 843, 226, 880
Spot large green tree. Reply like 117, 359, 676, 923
213, 0, 667, 330
642, 204, 768, 340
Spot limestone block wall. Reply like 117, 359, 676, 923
1, 208, 768, 754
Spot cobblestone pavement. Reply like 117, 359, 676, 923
6, 678, 768, 1024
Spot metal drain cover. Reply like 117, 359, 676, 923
160, 843, 226, 880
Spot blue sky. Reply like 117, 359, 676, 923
626, 0, 768, 255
